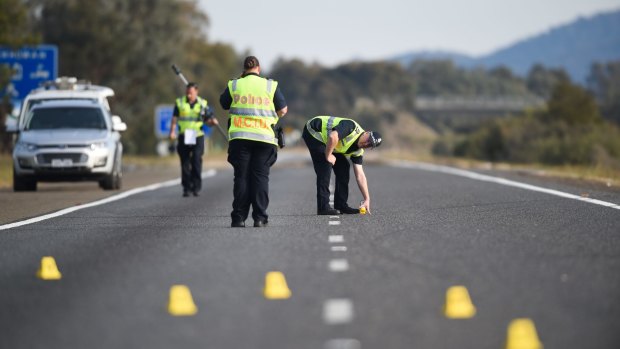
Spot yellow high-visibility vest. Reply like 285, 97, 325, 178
306, 116, 365, 157
176, 96, 207, 136
227, 75, 278, 145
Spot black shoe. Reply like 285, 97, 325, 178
336, 206, 360, 214
253, 220, 268, 227
318, 208, 340, 215
192, 191, 199, 197
231, 221, 245, 228
182, 191, 189, 197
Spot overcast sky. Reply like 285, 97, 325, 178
199, 0, 620, 71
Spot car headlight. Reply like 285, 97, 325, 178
16, 142, 38, 152
89, 142, 107, 150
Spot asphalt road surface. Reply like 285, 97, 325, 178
1, 160, 619, 349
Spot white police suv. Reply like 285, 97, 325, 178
12, 99, 126, 191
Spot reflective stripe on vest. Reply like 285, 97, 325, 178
227, 75, 278, 145
229, 107, 277, 117
229, 131, 277, 143
306, 116, 365, 156
176, 97, 207, 136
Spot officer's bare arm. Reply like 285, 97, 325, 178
169, 116, 178, 139
353, 164, 371, 212
277, 106, 288, 117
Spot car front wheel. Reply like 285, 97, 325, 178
13, 168, 37, 192
99, 155, 122, 190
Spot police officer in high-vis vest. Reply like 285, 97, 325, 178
303, 116, 383, 215
169, 82, 219, 197
219, 56, 288, 228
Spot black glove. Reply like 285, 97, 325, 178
201, 106, 214, 122
276, 127, 285, 149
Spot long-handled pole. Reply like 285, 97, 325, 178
171, 64, 228, 140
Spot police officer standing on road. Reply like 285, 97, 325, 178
220, 56, 287, 228
303, 116, 382, 215
169, 82, 219, 197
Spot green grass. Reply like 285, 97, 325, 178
0, 154, 12, 188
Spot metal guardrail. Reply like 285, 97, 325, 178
414, 96, 546, 112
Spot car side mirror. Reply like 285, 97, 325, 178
112, 115, 127, 132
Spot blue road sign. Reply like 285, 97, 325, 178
155, 104, 212, 139
0, 45, 58, 107
155, 105, 174, 139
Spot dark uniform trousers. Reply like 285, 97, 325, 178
177, 134, 204, 193
302, 126, 351, 211
227, 139, 278, 223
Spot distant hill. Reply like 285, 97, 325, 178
392, 8, 620, 83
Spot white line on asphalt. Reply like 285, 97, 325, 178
329, 221, 341, 225
391, 160, 620, 210
331, 246, 348, 252
0, 170, 217, 231
324, 339, 361, 349
329, 235, 344, 243
329, 216, 340, 219
329, 259, 349, 272
323, 299, 354, 324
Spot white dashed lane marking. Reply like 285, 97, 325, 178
331, 246, 348, 252
329, 221, 341, 225
329, 259, 349, 272
324, 338, 361, 349
323, 299, 354, 324
329, 235, 344, 243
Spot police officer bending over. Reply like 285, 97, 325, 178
303, 116, 382, 215
220, 56, 287, 228
169, 82, 219, 197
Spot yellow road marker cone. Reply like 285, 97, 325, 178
443, 285, 476, 319
36, 256, 62, 280
505, 318, 543, 349
168, 285, 198, 316
263, 271, 292, 299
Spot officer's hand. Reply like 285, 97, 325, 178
326, 154, 336, 166
169, 130, 177, 140
206, 118, 219, 126
360, 200, 371, 214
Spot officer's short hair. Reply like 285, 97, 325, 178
186, 82, 198, 90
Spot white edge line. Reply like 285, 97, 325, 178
389, 160, 620, 210
0, 169, 217, 231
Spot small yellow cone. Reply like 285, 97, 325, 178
168, 285, 198, 316
443, 285, 476, 319
505, 318, 543, 349
36, 256, 62, 280
263, 271, 292, 299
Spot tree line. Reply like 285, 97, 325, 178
1, 0, 619, 169
1, 0, 240, 154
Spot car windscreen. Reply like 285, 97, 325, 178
27, 107, 107, 130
